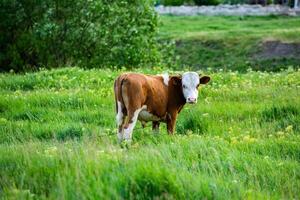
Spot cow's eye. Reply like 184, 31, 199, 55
183, 85, 187, 89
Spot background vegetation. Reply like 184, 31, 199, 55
0, 0, 160, 72
157, 0, 297, 6
159, 15, 300, 72
2, 1, 300, 73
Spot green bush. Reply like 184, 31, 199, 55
0, 0, 160, 71
161, 0, 186, 5
194, 0, 220, 5
222, 0, 247, 4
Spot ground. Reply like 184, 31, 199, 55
1, 16, 300, 199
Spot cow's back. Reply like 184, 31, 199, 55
114, 73, 169, 118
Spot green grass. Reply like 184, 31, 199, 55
159, 15, 300, 71
1, 67, 300, 199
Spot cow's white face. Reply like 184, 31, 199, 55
182, 72, 200, 104
181, 72, 211, 104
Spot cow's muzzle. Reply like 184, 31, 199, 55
187, 97, 197, 104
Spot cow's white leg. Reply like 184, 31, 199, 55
123, 106, 145, 141
116, 101, 124, 142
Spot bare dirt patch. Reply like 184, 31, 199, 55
256, 40, 300, 59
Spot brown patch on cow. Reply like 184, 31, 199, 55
255, 40, 300, 59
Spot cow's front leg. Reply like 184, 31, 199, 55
141, 121, 146, 128
152, 121, 160, 134
123, 107, 143, 142
167, 112, 178, 134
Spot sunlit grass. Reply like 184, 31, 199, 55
159, 15, 300, 40
159, 15, 300, 71
0, 67, 300, 199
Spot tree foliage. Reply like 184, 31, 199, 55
0, 0, 160, 71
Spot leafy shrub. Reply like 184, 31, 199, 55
274, 0, 296, 7
194, 0, 220, 5
158, 40, 180, 68
222, 0, 247, 4
0, 0, 160, 71
161, 0, 186, 5
247, 0, 268, 5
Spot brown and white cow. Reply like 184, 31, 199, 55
114, 72, 210, 142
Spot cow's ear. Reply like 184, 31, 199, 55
200, 76, 210, 84
172, 75, 182, 86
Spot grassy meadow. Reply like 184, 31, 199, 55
1, 67, 300, 199
1, 15, 300, 199
159, 15, 300, 71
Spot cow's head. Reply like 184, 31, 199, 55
173, 72, 210, 104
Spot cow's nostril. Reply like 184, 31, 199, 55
188, 97, 196, 102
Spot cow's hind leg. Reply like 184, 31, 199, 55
121, 80, 145, 142
116, 101, 125, 142
123, 106, 145, 141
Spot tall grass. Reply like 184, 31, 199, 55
0, 67, 300, 199
158, 15, 300, 71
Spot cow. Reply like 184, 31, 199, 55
114, 72, 210, 142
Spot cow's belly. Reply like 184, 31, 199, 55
138, 110, 161, 122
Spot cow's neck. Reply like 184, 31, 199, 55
167, 82, 186, 112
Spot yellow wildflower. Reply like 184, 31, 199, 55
285, 125, 293, 133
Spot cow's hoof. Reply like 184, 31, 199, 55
118, 138, 123, 144
120, 139, 132, 149
152, 131, 159, 135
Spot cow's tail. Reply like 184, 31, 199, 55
114, 79, 118, 113
114, 75, 127, 114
